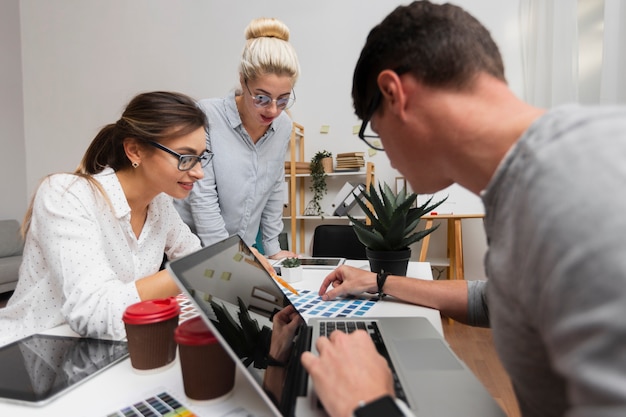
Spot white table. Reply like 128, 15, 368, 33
0, 261, 439, 416
298, 260, 442, 335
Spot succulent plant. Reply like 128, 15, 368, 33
281, 257, 302, 268
348, 182, 447, 251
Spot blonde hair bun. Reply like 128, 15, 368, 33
240, 17, 300, 83
245, 17, 290, 42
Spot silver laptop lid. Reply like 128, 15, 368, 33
167, 235, 308, 417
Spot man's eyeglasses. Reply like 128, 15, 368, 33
245, 80, 295, 110
147, 141, 213, 171
358, 89, 384, 151
357, 67, 411, 152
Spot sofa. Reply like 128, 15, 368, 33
0, 219, 23, 294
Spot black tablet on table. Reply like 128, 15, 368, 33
0, 334, 128, 406
275, 257, 346, 270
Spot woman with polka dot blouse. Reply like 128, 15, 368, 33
0, 91, 209, 346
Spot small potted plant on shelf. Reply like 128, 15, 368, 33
348, 182, 447, 276
305, 150, 333, 216
280, 257, 303, 283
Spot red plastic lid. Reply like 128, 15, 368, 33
122, 297, 180, 325
174, 316, 218, 346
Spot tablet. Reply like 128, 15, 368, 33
276, 257, 346, 269
0, 334, 128, 406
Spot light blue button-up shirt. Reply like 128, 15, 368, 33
174, 91, 292, 256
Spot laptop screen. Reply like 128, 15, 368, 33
167, 235, 308, 416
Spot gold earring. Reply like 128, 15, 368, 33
132, 162, 139, 168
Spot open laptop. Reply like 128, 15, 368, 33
167, 235, 504, 417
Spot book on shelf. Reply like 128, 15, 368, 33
284, 161, 310, 174
336, 152, 365, 165
335, 155, 365, 170
336, 157, 365, 163
336, 164, 363, 169
336, 152, 365, 158
336, 161, 365, 167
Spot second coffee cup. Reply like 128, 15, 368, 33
174, 316, 236, 401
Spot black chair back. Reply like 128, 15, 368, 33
311, 224, 367, 260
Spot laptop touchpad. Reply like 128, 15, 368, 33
393, 339, 463, 371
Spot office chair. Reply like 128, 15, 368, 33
311, 224, 367, 260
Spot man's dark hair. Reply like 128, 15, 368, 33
352, 0, 506, 119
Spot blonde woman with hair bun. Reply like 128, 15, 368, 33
175, 17, 300, 260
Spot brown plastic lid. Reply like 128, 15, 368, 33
122, 297, 180, 325
174, 316, 218, 346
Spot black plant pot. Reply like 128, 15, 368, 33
366, 247, 411, 276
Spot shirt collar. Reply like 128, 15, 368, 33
94, 167, 131, 219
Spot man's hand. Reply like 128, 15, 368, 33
318, 265, 378, 300
301, 330, 395, 417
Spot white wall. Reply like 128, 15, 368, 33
19, 0, 523, 197
15, 0, 526, 279
0, 0, 27, 221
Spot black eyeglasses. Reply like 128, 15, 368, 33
357, 67, 411, 152
245, 79, 295, 110
147, 141, 213, 171
358, 89, 384, 151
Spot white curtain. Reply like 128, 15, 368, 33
519, 0, 579, 107
519, 0, 626, 107
600, 0, 626, 104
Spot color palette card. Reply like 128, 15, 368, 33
105, 391, 259, 417
105, 391, 194, 417
285, 289, 378, 318
176, 294, 200, 323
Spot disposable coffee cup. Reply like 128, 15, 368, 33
122, 297, 180, 371
174, 316, 236, 401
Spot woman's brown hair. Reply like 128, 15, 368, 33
21, 91, 208, 237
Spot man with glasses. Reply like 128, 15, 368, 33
301, 2, 626, 417
174, 17, 300, 260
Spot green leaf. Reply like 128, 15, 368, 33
237, 297, 261, 351
347, 181, 449, 251
402, 223, 441, 247
210, 300, 246, 357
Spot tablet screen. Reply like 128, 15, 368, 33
0, 334, 128, 406
276, 257, 345, 269
298, 258, 345, 267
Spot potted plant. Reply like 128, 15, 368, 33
280, 257, 303, 283
305, 150, 332, 216
348, 182, 447, 276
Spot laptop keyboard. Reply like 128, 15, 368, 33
318, 320, 407, 403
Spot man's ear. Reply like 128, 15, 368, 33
377, 70, 406, 115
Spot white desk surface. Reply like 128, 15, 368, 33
0, 261, 439, 417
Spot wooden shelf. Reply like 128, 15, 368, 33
284, 122, 374, 253
282, 215, 366, 220
285, 171, 368, 178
